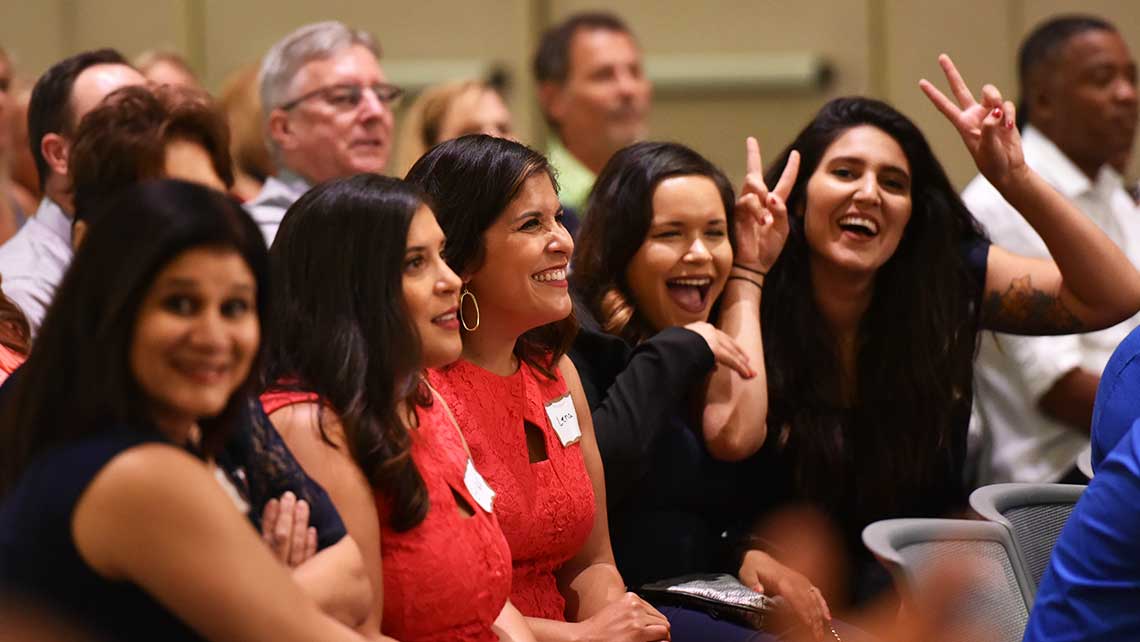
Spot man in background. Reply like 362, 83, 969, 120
965, 15, 1139, 485
0, 49, 144, 334
248, 20, 399, 245
534, 12, 652, 223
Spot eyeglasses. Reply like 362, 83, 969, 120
279, 82, 404, 112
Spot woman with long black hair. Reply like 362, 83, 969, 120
751, 56, 1140, 605
0, 179, 369, 641
261, 174, 533, 641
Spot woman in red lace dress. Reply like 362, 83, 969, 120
260, 174, 534, 641
407, 135, 670, 642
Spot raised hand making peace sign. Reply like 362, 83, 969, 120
733, 136, 799, 272
919, 54, 1029, 191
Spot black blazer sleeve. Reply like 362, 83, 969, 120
573, 325, 715, 504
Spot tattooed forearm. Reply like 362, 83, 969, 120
982, 275, 1084, 335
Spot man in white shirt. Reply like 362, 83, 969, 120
248, 21, 400, 245
964, 15, 1139, 484
0, 50, 144, 334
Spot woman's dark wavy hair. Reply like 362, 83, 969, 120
0, 290, 31, 356
762, 97, 988, 524
405, 134, 575, 377
0, 179, 269, 496
572, 141, 736, 343
262, 174, 431, 531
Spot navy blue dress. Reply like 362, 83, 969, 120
0, 427, 206, 641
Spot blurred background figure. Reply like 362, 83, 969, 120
534, 11, 652, 220
134, 49, 201, 89
965, 15, 1140, 487
218, 63, 275, 202
67, 83, 233, 246
7, 80, 40, 218
0, 284, 28, 382
394, 79, 514, 176
249, 20, 399, 245
0, 44, 30, 245
0, 48, 144, 335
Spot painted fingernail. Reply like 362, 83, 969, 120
991, 108, 1002, 118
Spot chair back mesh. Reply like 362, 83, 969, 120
1004, 503, 1075, 586
899, 539, 1028, 642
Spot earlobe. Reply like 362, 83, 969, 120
267, 109, 293, 151
538, 82, 566, 124
1030, 89, 1052, 123
40, 133, 70, 178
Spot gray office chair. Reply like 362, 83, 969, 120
969, 482, 1085, 598
863, 518, 1034, 642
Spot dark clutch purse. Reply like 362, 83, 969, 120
637, 573, 786, 630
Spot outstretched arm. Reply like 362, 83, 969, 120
702, 138, 799, 459
921, 54, 1140, 334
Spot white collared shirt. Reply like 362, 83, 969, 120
0, 197, 73, 336
963, 126, 1140, 484
245, 169, 312, 246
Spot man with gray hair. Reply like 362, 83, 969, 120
248, 20, 401, 244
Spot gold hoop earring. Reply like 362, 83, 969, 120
459, 287, 480, 331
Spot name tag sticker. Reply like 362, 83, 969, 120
464, 458, 495, 513
545, 394, 582, 447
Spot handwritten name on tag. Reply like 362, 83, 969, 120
464, 458, 495, 513
545, 394, 581, 447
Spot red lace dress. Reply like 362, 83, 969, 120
428, 359, 597, 621
260, 389, 512, 642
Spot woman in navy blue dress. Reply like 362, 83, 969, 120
0, 179, 370, 642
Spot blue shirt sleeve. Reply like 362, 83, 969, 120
1025, 417, 1140, 641
1091, 325, 1140, 470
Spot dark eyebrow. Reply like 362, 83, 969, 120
651, 218, 727, 227
830, 155, 910, 176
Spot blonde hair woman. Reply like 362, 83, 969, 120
395, 80, 513, 176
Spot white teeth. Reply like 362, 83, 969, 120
434, 312, 456, 322
532, 268, 567, 282
838, 215, 879, 234
669, 277, 712, 287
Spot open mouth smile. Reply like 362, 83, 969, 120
666, 276, 713, 313
837, 214, 880, 238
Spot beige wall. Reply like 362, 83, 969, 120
2, 0, 1137, 187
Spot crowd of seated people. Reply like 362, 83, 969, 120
0, 9, 1137, 642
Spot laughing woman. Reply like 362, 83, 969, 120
749, 56, 1140, 606
569, 141, 835, 640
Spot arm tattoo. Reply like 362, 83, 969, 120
982, 274, 1084, 335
